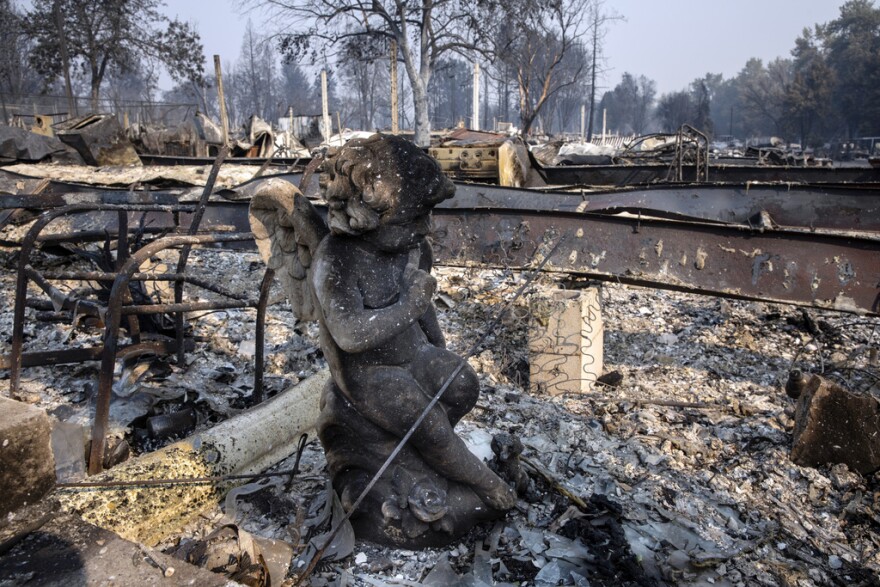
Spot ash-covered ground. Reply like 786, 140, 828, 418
1, 240, 879, 586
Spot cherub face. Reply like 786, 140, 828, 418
321, 134, 454, 241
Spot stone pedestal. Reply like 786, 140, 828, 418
529, 288, 604, 396
0, 397, 55, 516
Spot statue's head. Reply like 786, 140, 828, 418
321, 134, 455, 238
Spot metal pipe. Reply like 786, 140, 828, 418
253, 267, 275, 404
175, 147, 228, 366
119, 299, 255, 315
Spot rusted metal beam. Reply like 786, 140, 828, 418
107, 179, 880, 240
535, 162, 880, 186
0, 191, 181, 210
5, 180, 878, 318
446, 182, 880, 232
22, 186, 871, 314
429, 208, 880, 315
137, 154, 309, 167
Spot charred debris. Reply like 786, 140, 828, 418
0, 112, 879, 586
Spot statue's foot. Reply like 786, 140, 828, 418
474, 477, 516, 511
381, 498, 403, 521
432, 516, 455, 535
402, 513, 430, 538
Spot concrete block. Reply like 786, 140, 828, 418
0, 397, 55, 516
0, 511, 229, 586
529, 288, 603, 395
791, 373, 880, 475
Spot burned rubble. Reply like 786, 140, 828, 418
0, 121, 878, 586
1, 225, 879, 585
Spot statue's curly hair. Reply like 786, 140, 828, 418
321, 134, 455, 235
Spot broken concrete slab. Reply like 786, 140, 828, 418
60, 370, 327, 546
0, 397, 55, 517
0, 505, 228, 586
790, 373, 880, 475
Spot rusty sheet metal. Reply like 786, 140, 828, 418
15, 194, 874, 314
536, 162, 880, 186
429, 208, 880, 315
446, 182, 880, 232
54, 114, 141, 166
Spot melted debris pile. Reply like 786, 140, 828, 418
1, 237, 879, 586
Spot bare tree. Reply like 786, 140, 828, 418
480, 0, 601, 136
737, 57, 792, 136
542, 41, 590, 134
338, 37, 388, 130
232, 20, 278, 122
656, 90, 693, 132
427, 58, 472, 129
26, 0, 204, 110
599, 72, 656, 135
247, 0, 484, 146
0, 0, 43, 118
279, 61, 318, 115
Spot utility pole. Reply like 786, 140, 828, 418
580, 104, 585, 141
288, 106, 294, 152
214, 56, 229, 147
601, 108, 606, 143
586, 9, 600, 142
321, 70, 331, 142
390, 40, 399, 134
482, 71, 489, 133
472, 63, 480, 130
54, 0, 76, 117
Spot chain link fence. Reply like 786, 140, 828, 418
1, 93, 198, 128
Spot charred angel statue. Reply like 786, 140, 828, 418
249, 134, 515, 547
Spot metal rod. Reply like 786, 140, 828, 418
0, 339, 192, 370
58, 467, 302, 490
119, 300, 255, 315
24, 265, 104, 319
175, 146, 229, 366
253, 267, 275, 404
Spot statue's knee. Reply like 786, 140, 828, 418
445, 362, 479, 405
415, 421, 456, 452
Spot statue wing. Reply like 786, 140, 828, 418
248, 178, 329, 322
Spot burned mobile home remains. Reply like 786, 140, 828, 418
0, 101, 879, 585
